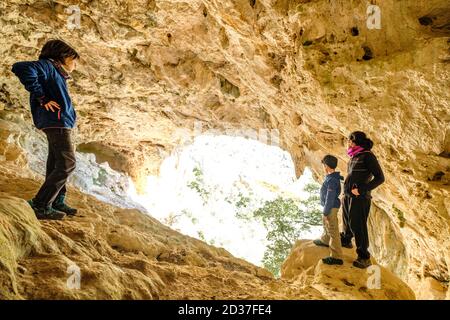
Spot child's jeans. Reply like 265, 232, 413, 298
33, 128, 76, 207
320, 208, 343, 259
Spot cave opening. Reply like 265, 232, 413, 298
129, 134, 323, 276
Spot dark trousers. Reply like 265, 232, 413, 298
33, 128, 76, 207
342, 195, 371, 259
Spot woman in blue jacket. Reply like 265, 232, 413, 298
12, 39, 80, 220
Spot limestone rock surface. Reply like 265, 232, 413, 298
0, 0, 449, 298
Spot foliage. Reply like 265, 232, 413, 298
185, 165, 323, 277
252, 182, 322, 277
187, 167, 210, 204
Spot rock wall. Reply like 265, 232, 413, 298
0, 135, 415, 299
0, 0, 449, 298
281, 240, 415, 300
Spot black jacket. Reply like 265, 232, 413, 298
344, 151, 385, 198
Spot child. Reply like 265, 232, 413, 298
314, 155, 344, 265
12, 39, 80, 220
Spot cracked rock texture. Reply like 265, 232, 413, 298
0, 0, 449, 299
0, 129, 414, 299
0, 157, 415, 299
281, 240, 415, 300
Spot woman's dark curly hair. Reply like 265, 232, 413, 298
39, 39, 80, 64
349, 131, 374, 150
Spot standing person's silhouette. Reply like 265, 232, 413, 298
341, 131, 385, 268
12, 39, 80, 220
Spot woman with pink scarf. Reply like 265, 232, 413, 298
341, 131, 385, 269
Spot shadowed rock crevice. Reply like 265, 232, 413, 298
77, 142, 129, 174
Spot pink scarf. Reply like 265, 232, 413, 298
347, 145, 365, 158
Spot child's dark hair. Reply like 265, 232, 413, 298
39, 39, 80, 64
349, 131, 374, 150
322, 155, 338, 169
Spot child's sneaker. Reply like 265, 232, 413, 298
28, 199, 66, 220
52, 195, 77, 216
322, 256, 344, 265
313, 239, 329, 247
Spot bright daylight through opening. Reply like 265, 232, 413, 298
129, 134, 323, 276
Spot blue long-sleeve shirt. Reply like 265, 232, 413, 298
11, 59, 76, 129
320, 171, 343, 216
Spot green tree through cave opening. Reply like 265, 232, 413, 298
187, 167, 210, 204
186, 166, 323, 277
251, 182, 322, 277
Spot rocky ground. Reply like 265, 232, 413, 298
281, 240, 415, 300
0, 161, 415, 299
0, 110, 415, 300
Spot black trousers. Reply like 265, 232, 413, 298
33, 128, 76, 207
342, 195, 371, 259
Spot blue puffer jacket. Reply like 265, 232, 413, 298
320, 171, 343, 216
11, 59, 76, 129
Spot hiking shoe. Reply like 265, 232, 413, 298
53, 195, 77, 216
341, 241, 353, 249
28, 199, 66, 220
340, 232, 353, 248
352, 258, 372, 269
313, 239, 329, 247
322, 257, 344, 265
